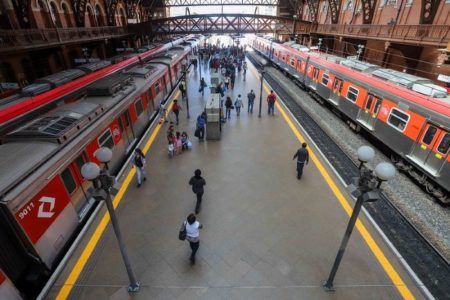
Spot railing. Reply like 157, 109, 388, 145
314, 24, 450, 46
0, 26, 129, 51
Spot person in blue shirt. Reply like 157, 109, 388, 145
196, 112, 206, 141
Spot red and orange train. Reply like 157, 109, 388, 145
0, 35, 203, 299
251, 35, 450, 203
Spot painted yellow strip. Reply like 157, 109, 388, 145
56, 92, 180, 300
273, 96, 415, 299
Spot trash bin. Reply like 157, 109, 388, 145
205, 93, 221, 140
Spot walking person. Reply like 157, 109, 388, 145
225, 96, 233, 119
199, 77, 207, 95
132, 148, 146, 187
247, 89, 255, 113
179, 81, 187, 100
242, 61, 247, 81
180, 213, 203, 264
234, 94, 243, 117
224, 76, 230, 90
196, 112, 206, 141
230, 73, 235, 89
267, 90, 276, 116
189, 169, 206, 214
293, 143, 309, 180
172, 99, 182, 125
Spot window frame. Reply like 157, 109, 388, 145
97, 128, 115, 149
387, 107, 410, 132
437, 132, 450, 155
321, 73, 329, 86
346, 86, 359, 103
135, 98, 144, 116
421, 125, 438, 146
61, 167, 77, 195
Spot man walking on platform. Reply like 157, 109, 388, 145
293, 143, 309, 180
247, 90, 255, 113
172, 99, 182, 125
196, 112, 206, 140
267, 90, 276, 116
189, 169, 206, 214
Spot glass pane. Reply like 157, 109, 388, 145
61, 168, 77, 194
75, 154, 86, 172
135, 100, 144, 116
99, 130, 114, 149
373, 99, 382, 114
422, 126, 437, 145
437, 133, 450, 155
365, 95, 373, 110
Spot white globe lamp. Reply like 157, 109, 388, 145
357, 145, 375, 163
81, 162, 101, 181
95, 147, 113, 163
375, 162, 396, 182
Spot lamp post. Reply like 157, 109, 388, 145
182, 69, 190, 119
323, 145, 396, 292
258, 58, 267, 118
357, 44, 365, 60
81, 148, 140, 293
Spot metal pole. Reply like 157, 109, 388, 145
323, 194, 365, 291
103, 187, 140, 292
184, 72, 190, 119
258, 69, 264, 118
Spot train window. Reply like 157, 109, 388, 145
365, 95, 374, 110
98, 129, 114, 149
61, 168, 77, 195
135, 99, 144, 116
118, 117, 124, 133
74, 154, 87, 172
346, 86, 359, 102
387, 108, 409, 132
322, 74, 329, 86
334, 78, 343, 92
374, 99, 382, 114
437, 133, 450, 155
422, 126, 437, 145
155, 82, 161, 95
291, 59, 295, 66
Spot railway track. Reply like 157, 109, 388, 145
247, 52, 450, 299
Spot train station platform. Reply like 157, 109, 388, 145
46, 56, 424, 300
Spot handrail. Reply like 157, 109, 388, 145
313, 24, 450, 46
0, 26, 129, 51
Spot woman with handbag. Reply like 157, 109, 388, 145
179, 213, 203, 264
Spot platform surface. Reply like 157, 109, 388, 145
47, 57, 424, 300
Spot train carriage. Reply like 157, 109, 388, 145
251, 35, 450, 203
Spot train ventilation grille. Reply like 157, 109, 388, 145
87, 74, 132, 96
4, 102, 104, 144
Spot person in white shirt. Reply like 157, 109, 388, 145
183, 213, 203, 264
234, 94, 243, 117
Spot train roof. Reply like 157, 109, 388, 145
258, 36, 450, 117
0, 142, 58, 200
149, 48, 187, 64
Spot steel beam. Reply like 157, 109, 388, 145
161, 0, 279, 6
129, 13, 311, 35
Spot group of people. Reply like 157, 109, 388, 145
167, 124, 192, 157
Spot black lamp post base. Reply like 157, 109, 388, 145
322, 280, 335, 292
128, 281, 141, 293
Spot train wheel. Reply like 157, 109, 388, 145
437, 194, 449, 205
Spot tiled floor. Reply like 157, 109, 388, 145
49, 57, 423, 300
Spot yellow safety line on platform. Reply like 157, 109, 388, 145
249, 60, 414, 299
56, 92, 179, 300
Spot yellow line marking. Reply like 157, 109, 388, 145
56, 91, 180, 300
266, 85, 414, 299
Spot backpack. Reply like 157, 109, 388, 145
134, 155, 143, 168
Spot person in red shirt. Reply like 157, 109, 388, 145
267, 90, 276, 116
172, 99, 182, 125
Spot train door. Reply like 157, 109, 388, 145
118, 110, 135, 147
409, 126, 450, 175
356, 94, 382, 130
310, 67, 320, 90
329, 77, 343, 105
64, 152, 94, 220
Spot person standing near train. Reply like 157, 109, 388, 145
292, 143, 309, 180
267, 90, 276, 116
133, 148, 146, 187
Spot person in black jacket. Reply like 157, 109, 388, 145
293, 143, 309, 180
189, 169, 206, 214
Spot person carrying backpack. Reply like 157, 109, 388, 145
199, 77, 207, 95
132, 148, 146, 187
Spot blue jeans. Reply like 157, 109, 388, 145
136, 167, 145, 184
296, 162, 305, 179
248, 101, 254, 113
268, 102, 275, 115
226, 108, 231, 119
